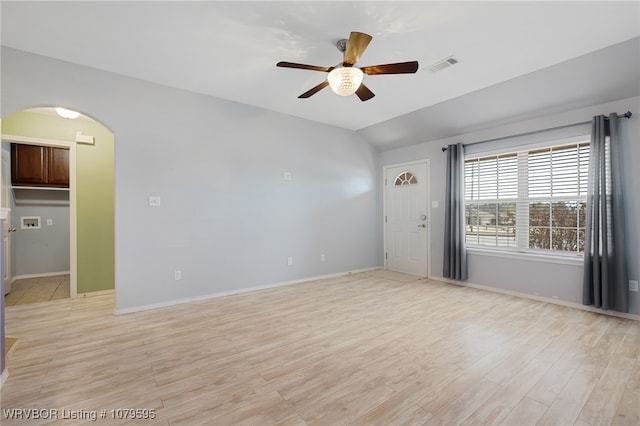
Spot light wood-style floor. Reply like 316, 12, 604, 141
4, 274, 70, 306
2, 271, 639, 425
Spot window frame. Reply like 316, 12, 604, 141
464, 136, 590, 259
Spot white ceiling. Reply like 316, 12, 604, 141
2, 1, 639, 131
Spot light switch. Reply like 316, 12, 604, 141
47, 219, 53, 226
149, 196, 161, 207
283, 172, 292, 181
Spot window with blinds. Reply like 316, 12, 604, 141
464, 141, 590, 254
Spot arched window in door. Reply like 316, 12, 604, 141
394, 172, 418, 186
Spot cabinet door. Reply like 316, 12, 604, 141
11, 144, 48, 185
48, 147, 70, 187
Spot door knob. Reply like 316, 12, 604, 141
418, 224, 426, 228
7, 227, 16, 233
420, 214, 427, 221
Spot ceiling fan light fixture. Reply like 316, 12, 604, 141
327, 66, 364, 96
55, 107, 80, 119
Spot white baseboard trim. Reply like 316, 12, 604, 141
0, 368, 9, 389
114, 267, 382, 315
12, 271, 70, 281
430, 275, 640, 322
77, 289, 114, 298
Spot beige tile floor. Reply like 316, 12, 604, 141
3, 271, 639, 425
4, 274, 70, 306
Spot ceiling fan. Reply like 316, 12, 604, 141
277, 31, 419, 102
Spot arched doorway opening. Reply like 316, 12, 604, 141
1, 106, 115, 386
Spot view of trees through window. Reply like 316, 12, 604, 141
528, 201, 586, 251
464, 141, 589, 254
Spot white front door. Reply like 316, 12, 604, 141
385, 162, 429, 277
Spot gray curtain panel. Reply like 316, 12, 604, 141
583, 114, 629, 312
443, 143, 468, 281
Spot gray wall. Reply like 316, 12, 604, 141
12, 202, 70, 277
2, 46, 636, 316
1, 47, 380, 311
379, 96, 640, 315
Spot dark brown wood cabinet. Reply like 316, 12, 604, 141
46, 146, 70, 187
11, 144, 69, 188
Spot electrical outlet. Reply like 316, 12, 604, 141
630, 280, 639, 292
46, 219, 53, 226
149, 196, 161, 207
174, 270, 182, 281
283, 172, 292, 181
287, 257, 293, 266
320, 254, 325, 263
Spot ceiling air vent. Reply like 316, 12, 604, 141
425, 56, 459, 73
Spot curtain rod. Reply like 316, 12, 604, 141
441, 111, 633, 152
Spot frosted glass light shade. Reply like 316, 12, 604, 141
327, 67, 364, 96
55, 107, 80, 119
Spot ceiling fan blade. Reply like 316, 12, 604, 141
355, 83, 375, 102
343, 31, 373, 66
298, 80, 330, 98
360, 61, 419, 75
277, 62, 333, 72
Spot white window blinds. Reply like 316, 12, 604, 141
528, 144, 590, 198
464, 140, 590, 254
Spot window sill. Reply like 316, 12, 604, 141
467, 247, 584, 266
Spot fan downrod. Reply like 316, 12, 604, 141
336, 38, 348, 53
